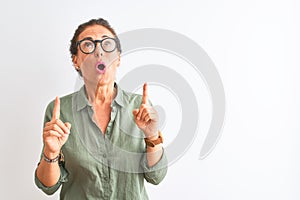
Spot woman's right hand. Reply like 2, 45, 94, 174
42, 97, 71, 158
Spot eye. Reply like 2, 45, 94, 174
82, 41, 94, 49
103, 40, 112, 47
102, 38, 116, 52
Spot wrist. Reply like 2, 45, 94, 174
146, 132, 159, 140
43, 148, 60, 160
43, 153, 60, 163
144, 131, 164, 148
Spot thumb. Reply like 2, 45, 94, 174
132, 109, 139, 116
65, 122, 72, 131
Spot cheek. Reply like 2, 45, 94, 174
106, 52, 120, 66
79, 54, 94, 68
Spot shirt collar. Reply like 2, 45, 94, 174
113, 82, 125, 107
76, 86, 91, 111
76, 82, 125, 111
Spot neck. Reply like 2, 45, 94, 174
85, 81, 116, 104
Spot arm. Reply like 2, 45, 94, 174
145, 132, 164, 167
36, 148, 61, 187
146, 143, 163, 167
132, 83, 163, 167
35, 152, 68, 195
35, 97, 71, 192
142, 144, 168, 185
132, 83, 168, 184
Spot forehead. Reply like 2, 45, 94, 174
78, 25, 114, 40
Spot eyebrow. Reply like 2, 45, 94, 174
81, 35, 111, 41
82, 37, 93, 41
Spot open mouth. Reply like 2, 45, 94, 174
95, 61, 106, 74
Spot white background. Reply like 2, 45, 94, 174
0, 0, 299, 199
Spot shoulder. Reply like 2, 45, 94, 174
117, 85, 153, 107
117, 86, 143, 107
123, 90, 142, 103
44, 91, 78, 120
60, 91, 78, 107
46, 91, 77, 109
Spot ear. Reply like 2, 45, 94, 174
72, 55, 78, 69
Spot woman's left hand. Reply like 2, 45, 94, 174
132, 83, 159, 139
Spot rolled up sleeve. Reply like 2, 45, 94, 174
34, 163, 68, 195
141, 148, 168, 185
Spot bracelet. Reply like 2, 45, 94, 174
144, 131, 164, 147
43, 153, 60, 163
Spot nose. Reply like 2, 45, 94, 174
93, 43, 103, 57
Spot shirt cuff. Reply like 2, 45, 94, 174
141, 148, 168, 185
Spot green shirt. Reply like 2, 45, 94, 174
35, 83, 168, 200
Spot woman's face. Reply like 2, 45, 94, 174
73, 25, 120, 87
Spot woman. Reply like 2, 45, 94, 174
35, 18, 167, 200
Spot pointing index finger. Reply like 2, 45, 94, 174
52, 96, 60, 120
142, 83, 148, 105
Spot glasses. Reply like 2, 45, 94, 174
76, 37, 117, 54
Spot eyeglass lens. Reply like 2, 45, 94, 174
79, 38, 116, 54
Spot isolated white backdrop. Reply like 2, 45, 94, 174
0, 0, 299, 199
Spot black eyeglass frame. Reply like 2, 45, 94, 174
76, 37, 118, 54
